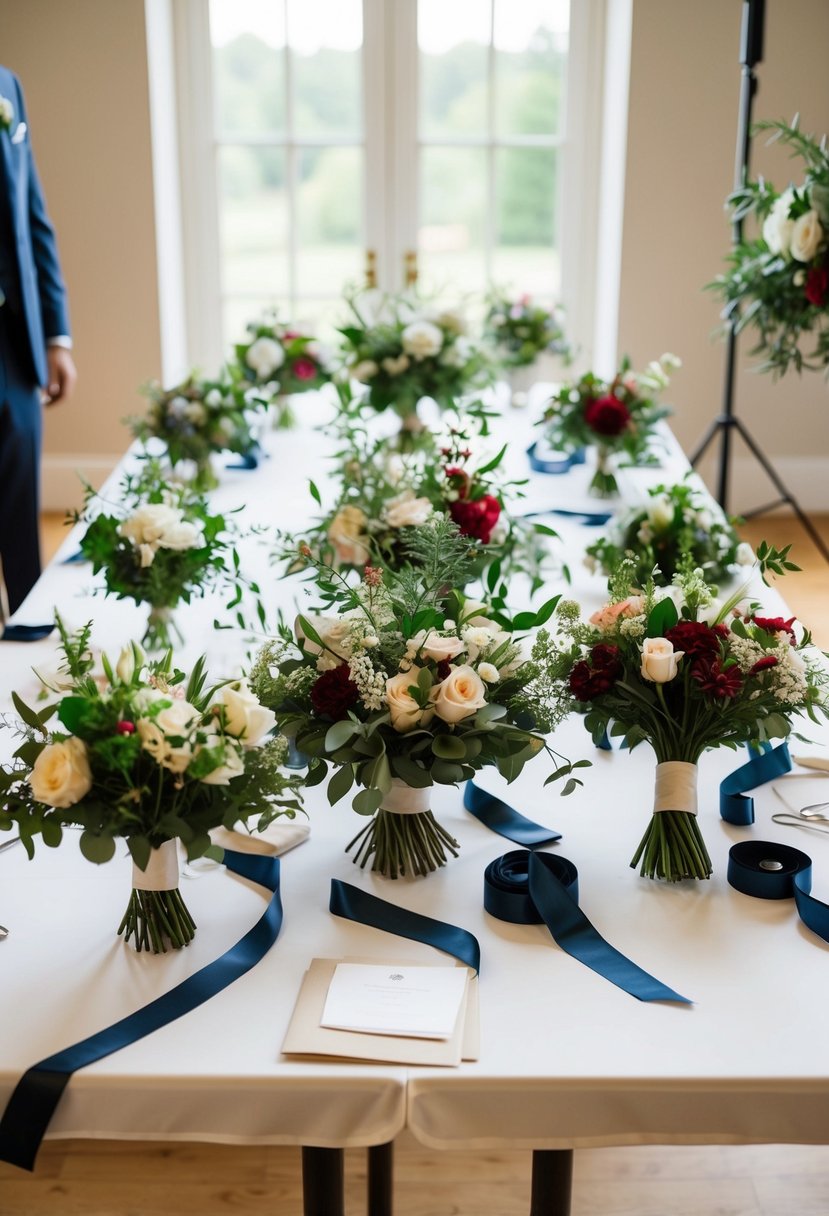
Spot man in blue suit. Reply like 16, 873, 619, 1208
0, 65, 76, 616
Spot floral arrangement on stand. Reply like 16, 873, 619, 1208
539, 353, 680, 497
251, 517, 579, 879
711, 119, 829, 376
75, 464, 241, 652
132, 374, 261, 490
281, 424, 561, 596
484, 289, 571, 406
338, 289, 493, 436
0, 619, 303, 952
544, 554, 827, 882
584, 477, 753, 587
232, 312, 334, 428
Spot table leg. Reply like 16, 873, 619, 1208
302, 1146, 345, 1216
367, 1141, 394, 1215
530, 1149, 573, 1216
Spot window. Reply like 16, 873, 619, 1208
174, 0, 604, 363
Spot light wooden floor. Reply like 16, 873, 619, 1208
15, 511, 829, 1215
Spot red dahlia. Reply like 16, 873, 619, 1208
665, 621, 722, 662
449, 494, 501, 544
569, 645, 622, 701
692, 659, 743, 700
751, 615, 796, 644
310, 665, 360, 721
584, 394, 631, 437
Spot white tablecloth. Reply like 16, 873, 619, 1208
2, 394, 828, 1151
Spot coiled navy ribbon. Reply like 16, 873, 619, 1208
526, 442, 586, 475
0, 849, 283, 1172
727, 840, 829, 944
720, 742, 792, 826
484, 850, 690, 1004
1, 624, 55, 643
463, 780, 561, 847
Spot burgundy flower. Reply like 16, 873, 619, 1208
310, 665, 360, 721
805, 267, 829, 308
436, 659, 452, 681
569, 644, 622, 702
692, 659, 743, 700
591, 643, 623, 677
665, 621, 722, 663
749, 655, 779, 676
584, 394, 631, 437
751, 615, 796, 644
569, 660, 598, 702
449, 494, 502, 544
292, 357, 318, 382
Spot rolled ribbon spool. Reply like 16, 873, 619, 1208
727, 840, 829, 944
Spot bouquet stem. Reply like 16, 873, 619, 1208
273, 395, 296, 429
589, 446, 618, 497
143, 605, 181, 653
118, 839, 197, 951
631, 760, 712, 882
345, 808, 460, 879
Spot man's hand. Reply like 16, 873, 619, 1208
45, 347, 77, 405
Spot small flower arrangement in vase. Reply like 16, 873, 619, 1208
283, 424, 560, 595
251, 517, 578, 879
232, 312, 334, 428
484, 289, 571, 406
711, 119, 829, 376
585, 477, 753, 587
338, 289, 492, 437
0, 619, 303, 952
132, 373, 260, 490
546, 556, 827, 882
539, 354, 680, 497
75, 465, 237, 651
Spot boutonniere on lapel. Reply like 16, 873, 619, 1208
0, 95, 13, 133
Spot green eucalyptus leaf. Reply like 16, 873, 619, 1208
79, 832, 117, 865
352, 787, 384, 815
127, 835, 152, 872
325, 719, 358, 752
432, 734, 467, 760
327, 764, 355, 806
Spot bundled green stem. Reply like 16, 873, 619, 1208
629, 809, 712, 882
589, 448, 618, 498
345, 809, 460, 879
117, 887, 197, 952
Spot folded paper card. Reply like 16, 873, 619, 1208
210, 820, 310, 856
321, 962, 468, 1039
282, 957, 479, 1066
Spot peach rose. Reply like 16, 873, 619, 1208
590, 596, 645, 631
385, 667, 435, 733
432, 665, 488, 724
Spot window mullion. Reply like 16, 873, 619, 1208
284, 0, 298, 314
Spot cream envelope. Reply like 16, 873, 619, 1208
282, 957, 479, 1067
210, 820, 310, 856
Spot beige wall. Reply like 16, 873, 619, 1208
0, 0, 161, 502
620, 0, 829, 511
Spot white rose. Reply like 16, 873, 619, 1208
199, 744, 245, 786
640, 637, 684, 683
351, 359, 379, 383
381, 354, 411, 376
736, 541, 755, 566
246, 336, 285, 379
790, 209, 823, 263
29, 738, 92, 808
115, 642, 145, 685
401, 320, 443, 361
139, 543, 157, 568
158, 520, 203, 552
120, 503, 182, 547
433, 665, 488, 724
408, 630, 465, 663
477, 662, 500, 683
137, 698, 201, 772
327, 505, 370, 568
385, 667, 435, 733
210, 680, 276, 747
762, 190, 795, 255
383, 491, 434, 528
205, 389, 223, 407
295, 614, 351, 668
647, 494, 674, 531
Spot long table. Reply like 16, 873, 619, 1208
2, 395, 828, 1215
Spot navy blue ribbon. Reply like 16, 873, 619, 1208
2, 624, 55, 643
720, 742, 792, 826
523, 505, 613, 527
226, 449, 259, 470
0, 849, 282, 1172
463, 780, 561, 847
329, 880, 481, 975
526, 442, 586, 475
727, 840, 829, 944
61, 550, 87, 565
485, 851, 691, 1004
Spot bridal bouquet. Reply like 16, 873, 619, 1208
711, 119, 829, 376
251, 517, 577, 878
539, 354, 680, 496
585, 478, 752, 587
484, 290, 571, 369
76, 467, 236, 651
548, 558, 827, 881
339, 290, 492, 431
133, 373, 259, 489
232, 313, 333, 427
285, 425, 558, 594
0, 619, 302, 951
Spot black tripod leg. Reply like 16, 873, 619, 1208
530, 1149, 573, 1216
302, 1146, 345, 1216
367, 1142, 394, 1215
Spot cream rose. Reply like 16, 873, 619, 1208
640, 637, 684, 683
762, 190, 795, 255
407, 630, 465, 663
29, 738, 92, 808
383, 491, 434, 529
401, 319, 443, 361
327, 505, 370, 567
646, 495, 674, 531
790, 208, 823, 263
381, 354, 410, 376
115, 642, 145, 685
120, 503, 182, 547
245, 336, 284, 378
211, 680, 276, 747
385, 667, 435, 733
137, 698, 202, 772
432, 664, 488, 724
351, 359, 379, 383
295, 614, 351, 668
158, 520, 203, 551
199, 743, 245, 785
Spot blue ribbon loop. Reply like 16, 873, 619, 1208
1, 624, 55, 643
225, 449, 260, 470
526, 442, 586, 475
720, 742, 792, 825
0, 849, 283, 1172
463, 781, 561, 848
727, 840, 829, 944
329, 880, 481, 975
484, 851, 691, 1004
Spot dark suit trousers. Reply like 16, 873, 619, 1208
0, 306, 42, 615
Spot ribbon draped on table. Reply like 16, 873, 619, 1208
463, 780, 561, 847
727, 840, 829, 944
720, 743, 792, 825
0, 850, 283, 1172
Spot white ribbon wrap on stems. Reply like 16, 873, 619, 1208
381, 779, 431, 817
653, 761, 698, 816
132, 838, 180, 891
